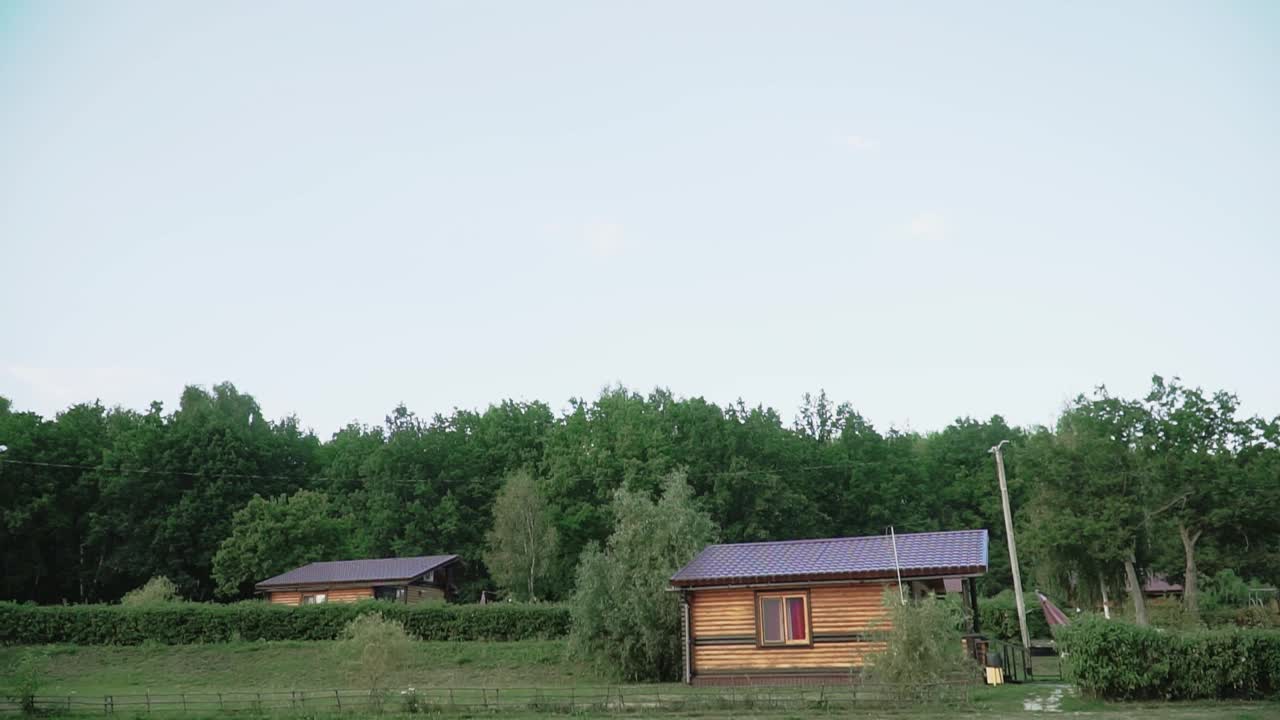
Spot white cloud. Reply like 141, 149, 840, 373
904, 212, 947, 241
835, 134, 880, 152
584, 222, 626, 258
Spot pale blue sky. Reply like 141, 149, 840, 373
2, 1, 1277, 437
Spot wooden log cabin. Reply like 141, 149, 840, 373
669, 529, 988, 686
255, 555, 460, 605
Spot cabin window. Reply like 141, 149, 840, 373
756, 592, 809, 646
375, 586, 405, 601
302, 593, 327, 605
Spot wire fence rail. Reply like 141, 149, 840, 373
1, 683, 974, 716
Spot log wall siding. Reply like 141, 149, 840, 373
267, 587, 374, 605
689, 583, 893, 676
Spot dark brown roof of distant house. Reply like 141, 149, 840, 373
670, 529, 988, 588
255, 555, 458, 590
1143, 574, 1183, 594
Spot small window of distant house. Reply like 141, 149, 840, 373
375, 586, 405, 601
302, 593, 327, 605
757, 592, 809, 646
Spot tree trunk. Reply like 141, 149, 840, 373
1124, 553, 1148, 626
1180, 524, 1203, 618
1099, 572, 1111, 620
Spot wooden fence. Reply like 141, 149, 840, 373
0, 683, 973, 715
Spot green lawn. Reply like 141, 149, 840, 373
3, 641, 1278, 719
0, 640, 607, 695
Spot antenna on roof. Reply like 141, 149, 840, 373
889, 526, 906, 605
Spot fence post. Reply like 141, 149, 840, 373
146, 692, 151, 714
181, 693, 187, 712
218, 693, 224, 711
495, 688, 500, 709
569, 688, 574, 713
334, 689, 341, 711
481, 689, 487, 710
449, 687, 454, 709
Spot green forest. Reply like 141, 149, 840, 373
1, 376, 1276, 615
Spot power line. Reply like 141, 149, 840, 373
0, 457, 863, 485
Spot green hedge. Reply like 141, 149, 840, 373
978, 592, 1053, 641
1057, 615, 1280, 700
0, 601, 571, 646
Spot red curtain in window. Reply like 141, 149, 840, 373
787, 597, 806, 640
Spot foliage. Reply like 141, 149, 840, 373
120, 576, 183, 605
0, 600, 570, 645
977, 591, 1053, 641
1019, 390, 1150, 619
336, 613, 413, 692
861, 592, 979, 700
3, 649, 44, 715
211, 490, 352, 598
483, 470, 558, 601
1202, 569, 1250, 611
1057, 615, 1280, 700
1, 377, 1277, 607
568, 472, 716, 682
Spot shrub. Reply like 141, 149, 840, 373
1057, 614, 1280, 700
120, 576, 182, 605
0, 600, 570, 646
978, 591, 1052, 641
337, 613, 412, 693
1203, 569, 1250, 611
862, 592, 980, 699
3, 649, 45, 715
568, 472, 717, 682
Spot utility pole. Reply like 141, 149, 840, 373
991, 440, 1030, 653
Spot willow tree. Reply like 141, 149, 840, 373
1022, 390, 1152, 624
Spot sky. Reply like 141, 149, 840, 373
2, 1, 1278, 439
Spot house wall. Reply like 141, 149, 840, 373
268, 587, 374, 605
406, 585, 444, 604
688, 583, 892, 683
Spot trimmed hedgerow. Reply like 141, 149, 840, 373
0, 601, 570, 646
1057, 614, 1280, 700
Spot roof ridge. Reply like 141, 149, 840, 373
700, 528, 986, 550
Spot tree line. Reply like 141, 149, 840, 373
1, 377, 1276, 616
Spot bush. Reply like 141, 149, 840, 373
1057, 615, 1280, 700
978, 591, 1052, 641
568, 472, 717, 682
862, 592, 980, 699
120, 576, 182, 606
0, 600, 570, 646
3, 649, 45, 714
337, 613, 412, 693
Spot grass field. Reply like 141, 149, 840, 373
3, 641, 1278, 719
0, 640, 604, 695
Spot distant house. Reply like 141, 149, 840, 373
255, 555, 460, 605
1142, 574, 1183, 599
669, 529, 988, 686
